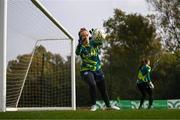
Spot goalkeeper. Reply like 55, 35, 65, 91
76, 28, 120, 111
136, 59, 154, 109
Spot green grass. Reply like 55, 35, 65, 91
0, 109, 180, 119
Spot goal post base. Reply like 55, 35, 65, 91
6, 107, 75, 111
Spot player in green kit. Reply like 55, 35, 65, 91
137, 59, 154, 109
76, 28, 120, 111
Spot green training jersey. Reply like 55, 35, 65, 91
76, 39, 102, 72
137, 64, 151, 84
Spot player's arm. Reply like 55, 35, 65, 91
146, 66, 151, 82
75, 38, 83, 55
147, 66, 154, 89
76, 44, 83, 55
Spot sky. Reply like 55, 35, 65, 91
40, 0, 152, 40
7, 0, 153, 62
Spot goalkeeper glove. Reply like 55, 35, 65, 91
89, 28, 94, 40
149, 81, 154, 89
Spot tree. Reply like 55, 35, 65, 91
146, 0, 180, 51
102, 9, 162, 99
6, 45, 71, 107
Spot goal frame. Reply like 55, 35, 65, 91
0, 0, 76, 111
0, 0, 7, 112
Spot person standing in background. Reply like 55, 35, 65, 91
137, 59, 154, 109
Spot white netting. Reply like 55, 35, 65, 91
6, 0, 73, 108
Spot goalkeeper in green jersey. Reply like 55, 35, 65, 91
137, 59, 154, 109
76, 28, 120, 111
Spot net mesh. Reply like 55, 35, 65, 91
6, 0, 72, 108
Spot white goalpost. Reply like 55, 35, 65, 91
0, 0, 7, 112
0, 0, 76, 111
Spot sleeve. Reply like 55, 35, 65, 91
147, 73, 151, 81
75, 44, 83, 55
146, 66, 152, 81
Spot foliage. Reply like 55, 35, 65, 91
146, 0, 180, 51
7, 45, 71, 107
76, 9, 180, 105
102, 9, 162, 99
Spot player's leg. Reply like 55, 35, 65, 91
81, 71, 97, 111
96, 78, 110, 107
95, 70, 120, 110
137, 83, 146, 109
145, 84, 153, 109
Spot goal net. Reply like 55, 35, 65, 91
6, 0, 75, 111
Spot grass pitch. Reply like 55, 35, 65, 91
0, 109, 180, 119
